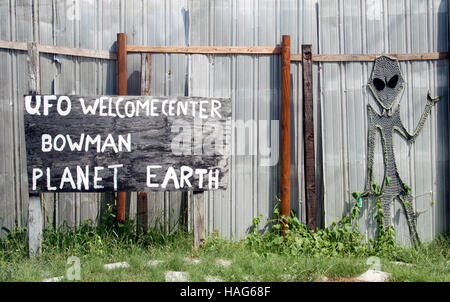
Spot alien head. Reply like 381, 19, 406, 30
368, 56, 404, 110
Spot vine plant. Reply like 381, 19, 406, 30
352, 181, 397, 252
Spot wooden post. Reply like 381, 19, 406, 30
27, 42, 42, 257
137, 191, 148, 234
302, 44, 317, 230
281, 35, 291, 232
28, 194, 42, 257
140, 53, 152, 96
193, 191, 205, 249
117, 33, 128, 94
137, 53, 152, 234
116, 33, 127, 223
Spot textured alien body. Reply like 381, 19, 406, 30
365, 56, 439, 247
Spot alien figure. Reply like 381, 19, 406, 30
364, 55, 440, 247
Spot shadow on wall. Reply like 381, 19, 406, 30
436, 0, 449, 235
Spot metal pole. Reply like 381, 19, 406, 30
116, 33, 127, 223
281, 35, 291, 232
302, 44, 317, 230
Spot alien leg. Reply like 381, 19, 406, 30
398, 194, 420, 248
380, 194, 394, 229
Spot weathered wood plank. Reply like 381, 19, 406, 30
137, 192, 148, 234
0, 40, 116, 60
2, 40, 447, 62
193, 191, 205, 249
127, 45, 282, 55
0, 40, 27, 51
148, 192, 165, 230
28, 195, 42, 257
38, 44, 116, 60
27, 42, 42, 257
140, 54, 152, 96
302, 45, 317, 230
27, 43, 40, 93
24, 95, 231, 192
41, 192, 54, 228
291, 52, 449, 62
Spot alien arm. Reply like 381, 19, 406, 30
365, 103, 379, 192
396, 92, 440, 143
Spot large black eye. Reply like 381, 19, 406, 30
372, 78, 385, 91
387, 75, 398, 88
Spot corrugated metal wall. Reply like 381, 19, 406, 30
0, 0, 448, 245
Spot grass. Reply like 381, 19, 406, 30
0, 223, 448, 282
0, 204, 448, 282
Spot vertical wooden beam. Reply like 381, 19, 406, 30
28, 195, 42, 257
137, 191, 148, 234
117, 33, 128, 94
27, 42, 40, 93
302, 44, 317, 230
193, 191, 205, 249
281, 35, 291, 231
140, 53, 152, 96
137, 53, 152, 234
116, 33, 127, 223
27, 42, 42, 257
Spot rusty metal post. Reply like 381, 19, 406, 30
116, 33, 127, 223
281, 35, 291, 232
302, 44, 316, 230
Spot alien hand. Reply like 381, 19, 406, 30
427, 91, 440, 105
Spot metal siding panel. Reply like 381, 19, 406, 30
341, 0, 366, 236
52, 0, 77, 226
206, 2, 232, 236
211, 53, 233, 236
165, 0, 189, 231
0, 50, 16, 232
430, 0, 449, 239
38, 0, 58, 227
13, 0, 33, 228
434, 0, 449, 238
0, 1, 15, 233
320, 0, 346, 225
99, 0, 119, 95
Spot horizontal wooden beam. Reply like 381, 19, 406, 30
0, 40, 116, 60
1, 40, 447, 62
130, 45, 447, 62
126, 45, 282, 55
38, 44, 116, 60
291, 52, 448, 62
0, 40, 27, 51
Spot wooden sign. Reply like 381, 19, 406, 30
24, 95, 231, 192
